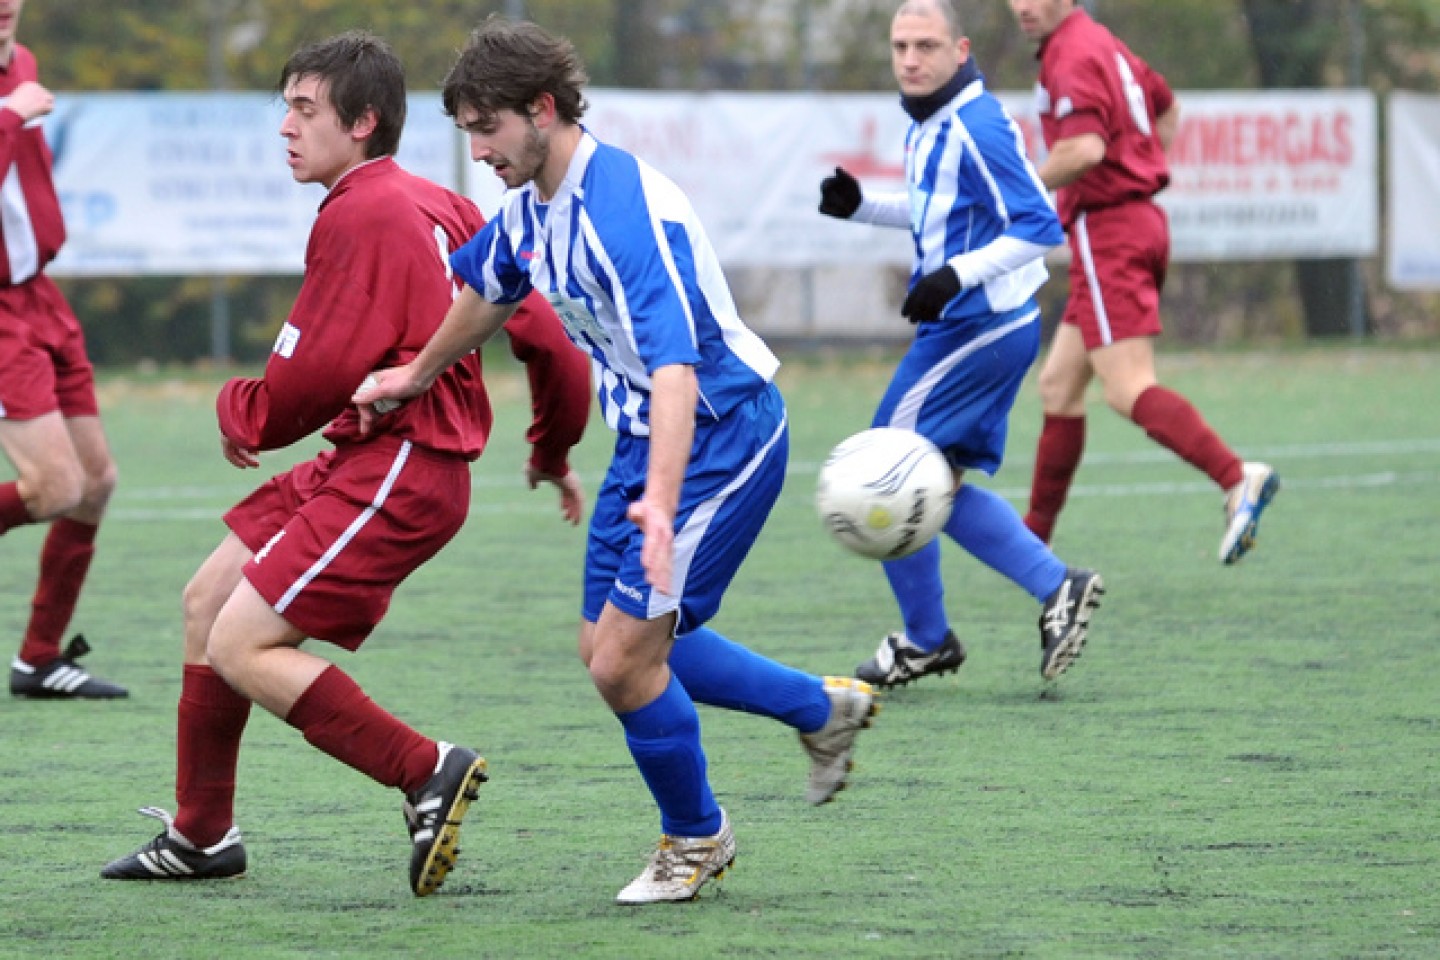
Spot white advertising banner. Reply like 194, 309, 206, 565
1154, 90, 1377, 261
47, 92, 457, 276
44, 88, 1378, 276
1385, 92, 1440, 289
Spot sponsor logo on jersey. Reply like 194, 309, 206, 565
273, 322, 301, 359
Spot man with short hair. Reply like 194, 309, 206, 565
358, 16, 880, 905
1009, 0, 1279, 562
101, 31, 590, 896
819, 0, 1103, 687
2, 0, 125, 700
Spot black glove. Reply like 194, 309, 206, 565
900, 265, 962, 323
818, 167, 862, 219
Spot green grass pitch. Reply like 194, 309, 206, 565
1, 345, 1436, 958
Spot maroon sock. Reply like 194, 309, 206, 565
0, 481, 33, 535
1025, 414, 1086, 543
284, 665, 438, 794
18, 518, 98, 666
1131, 386, 1244, 490
173, 665, 253, 848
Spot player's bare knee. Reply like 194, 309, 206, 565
21, 466, 85, 520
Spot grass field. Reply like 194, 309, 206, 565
2, 345, 1437, 959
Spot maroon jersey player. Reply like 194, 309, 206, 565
101, 32, 590, 896
2, 0, 126, 700
1010, 0, 1278, 564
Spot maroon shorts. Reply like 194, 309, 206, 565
0, 275, 99, 421
1062, 200, 1169, 350
225, 437, 471, 650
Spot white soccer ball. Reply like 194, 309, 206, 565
815, 427, 954, 561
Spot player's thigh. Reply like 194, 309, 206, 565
0, 411, 83, 503
1036, 323, 1094, 415
1089, 335, 1159, 416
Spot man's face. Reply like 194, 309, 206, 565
890, 7, 969, 99
279, 75, 367, 189
1010, 0, 1074, 43
0, 0, 26, 49
455, 102, 547, 191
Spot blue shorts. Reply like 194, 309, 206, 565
872, 303, 1041, 476
582, 382, 788, 633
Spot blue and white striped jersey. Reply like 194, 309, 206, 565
450, 130, 779, 438
856, 78, 1064, 321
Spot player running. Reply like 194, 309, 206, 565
1010, 0, 1279, 562
358, 16, 880, 905
819, 1, 1102, 686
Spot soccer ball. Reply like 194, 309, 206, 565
815, 427, 954, 561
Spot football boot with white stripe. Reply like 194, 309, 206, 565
615, 809, 737, 905
799, 677, 879, 805
10, 635, 128, 699
855, 630, 966, 688
100, 806, 247, 881
403, 742, 488, 897
1039, 569, 1104, 680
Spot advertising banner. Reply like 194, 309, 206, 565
1385, 91, 1440, 289
44, 88, 1379, 276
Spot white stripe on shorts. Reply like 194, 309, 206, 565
657, 411, 788, 620
274, 440, 412, 614
1074, 213, 1114, 346
889, 308, 1039, 432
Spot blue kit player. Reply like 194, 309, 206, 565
357, 16, 879, 905
818, 0, 1103, 686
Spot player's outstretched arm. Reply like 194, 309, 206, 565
352, 285, 517, 432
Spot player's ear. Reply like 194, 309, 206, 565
528, 93, 557, 127
350, 105, 380, 144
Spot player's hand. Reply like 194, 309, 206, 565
4, 82, 54, 124
625, 497, 675, 595
526, 464, 585, 526
818, 167, 862, 219
351, 368, 417, 435
221, 435, 259, 469
900, 265, 962, 323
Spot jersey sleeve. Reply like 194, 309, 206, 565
451, 209, 534, 306
216, 252, 393, 451
500, 291, 591, 477
1048, 47, 1113, 143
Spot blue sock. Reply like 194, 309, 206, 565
669, 627, 829, 734
617, 674, 722, 837
946, 485, 1067, 601
881, 538, 950, 651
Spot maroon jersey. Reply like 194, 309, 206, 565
1034, 9, 1174, 228
0, 44, 66, 286
218, 157, 587, 472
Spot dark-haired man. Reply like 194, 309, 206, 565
101, 30, 590, 896
358, 16, 879, 905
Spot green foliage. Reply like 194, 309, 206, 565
1, 348, 1438, 957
